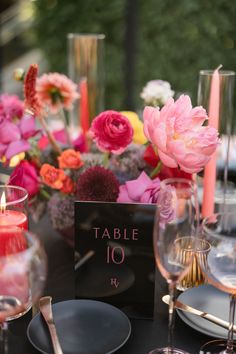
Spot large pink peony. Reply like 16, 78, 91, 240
143, 95, 219, 173
9, 160, 40, 198
90, 110, 133, 154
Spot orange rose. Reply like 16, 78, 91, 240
40, 164, 66, 189
61, 176, 75, 194
58, 149, 84, 169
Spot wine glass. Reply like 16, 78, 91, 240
199, 212, 236, 354
0, 227, 47, 353
149, 178, 199, 354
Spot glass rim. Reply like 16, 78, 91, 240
67, 33, 105, 39
160, 177, 195, 189
175, 236, 211, 253
202, 212, 236, 239
0, 228, 39, 259
0, 185, 28, 206
199, 69, 235, 76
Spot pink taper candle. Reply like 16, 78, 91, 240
79, 78, 90, 135
202, 65, 222, 218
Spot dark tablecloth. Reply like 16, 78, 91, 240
7, 214, 213, 354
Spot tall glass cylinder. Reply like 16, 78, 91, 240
67, 33, 105, 132
197, 70, 235, 217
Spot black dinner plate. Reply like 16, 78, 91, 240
27, 299, 131, 354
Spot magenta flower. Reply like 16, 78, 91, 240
0, 114, 39, 161
38, 129, 87, 152
90, 110, 134, 154
118, 171, 160, 203
0, 94, 24, 123
143, 95, 219, 173
117, 171, 174, 226
9, 160, 40, 198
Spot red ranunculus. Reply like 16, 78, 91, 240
90, 110, 133, 154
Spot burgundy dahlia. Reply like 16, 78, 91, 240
76, 166, 119, 202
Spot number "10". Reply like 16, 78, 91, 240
106, 246, 125, 264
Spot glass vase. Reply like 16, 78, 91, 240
197, 69, 235, 218
67, 33, 105, 133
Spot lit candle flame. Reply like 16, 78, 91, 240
0, 192, 6, 213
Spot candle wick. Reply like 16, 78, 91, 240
216, 64, 223, 71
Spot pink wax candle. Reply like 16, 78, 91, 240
202, 65, 222, 218
0, 210, 28, 229
79, 78, 90, 134
0, 192, 28, 256
0, 227, 27, 256
0, 227, 29, 312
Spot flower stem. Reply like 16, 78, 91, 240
150, 161, 162, 178
40, 188, 51, 201
60, 109, 72, 147
103, 153, 110, 167
38, 115, 62, 155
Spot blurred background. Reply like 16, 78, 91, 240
1, 0, 236, 110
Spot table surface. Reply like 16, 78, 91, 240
7, 215, 214, 354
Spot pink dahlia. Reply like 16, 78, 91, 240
90, 110, 134, 154
76, 166, 119, 202
36, 73, 79, 114
143, 95, 220, 173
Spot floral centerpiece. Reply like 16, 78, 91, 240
0, 65, 219, 246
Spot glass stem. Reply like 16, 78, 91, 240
168, 283, 176, 351
226, 294, 236, 353
0, 322, 8, 354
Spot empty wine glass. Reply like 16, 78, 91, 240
149, 178, 199, 354
0, 227, 47, 353
199, 212, 236, 354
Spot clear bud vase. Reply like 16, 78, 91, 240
197, 69, 235, 218
67, 33, 105, 133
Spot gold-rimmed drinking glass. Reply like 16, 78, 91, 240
177, 237, 210, 291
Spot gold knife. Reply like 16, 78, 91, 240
39, 296, 63, 354
162, 295, 236, 332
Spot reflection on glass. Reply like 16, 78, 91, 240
150, 178, 199, 354
0, 228, 47, 354
199, 212, 236, 354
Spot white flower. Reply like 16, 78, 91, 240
140, 80, 174, 107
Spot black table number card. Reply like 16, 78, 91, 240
75, 201, 157, 319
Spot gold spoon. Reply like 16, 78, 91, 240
39, 296, 63, 354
